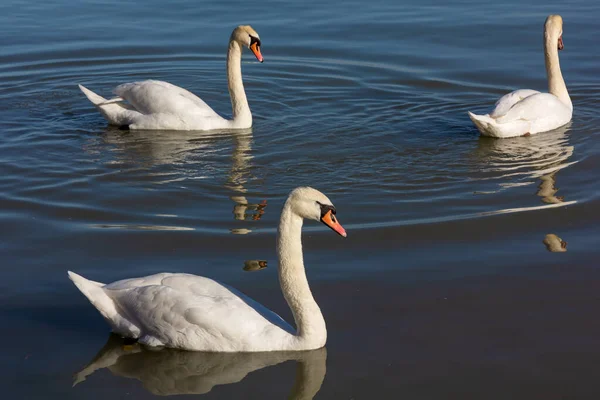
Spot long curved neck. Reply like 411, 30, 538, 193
277, 202, 326, 350
544, 32, 572, 110
226, 41, 252, 127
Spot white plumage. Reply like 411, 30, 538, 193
69, 271, 294, 351
469, 15, 572, 138
78, 25, 263, 131
69, 187, 347, 352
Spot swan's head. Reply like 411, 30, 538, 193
286, 187, 346, 237
545, 15, 564, 51
231, 25, 263, 63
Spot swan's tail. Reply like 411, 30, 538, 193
68, 271, 111, 316
468, 111, 491, 134
468, 111, 529, 138
78, 84, 140, 126
78, 84, 109, 106
68, 271, 139, 337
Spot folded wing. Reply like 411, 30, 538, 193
115, 80, 222, 119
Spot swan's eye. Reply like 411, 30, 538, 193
317, 202, 336, 218
250, 36, 261, 47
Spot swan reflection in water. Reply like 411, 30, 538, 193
475, 124, 575, 205
84, 127, 266, 230
475, 126, 575, 250
225, 132, 267, 226
537, 172, 565, 204
74, 334, 326, 398
543, 233, 568, 252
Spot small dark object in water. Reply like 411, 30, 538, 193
243, 260, 268, 272
543, 234, 567, 252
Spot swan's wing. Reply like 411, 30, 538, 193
490, 89, 540, 118
114, 80, 222, 119
495, 93, 571, 124
160, 274, 293, 334
105, 274, 293, 350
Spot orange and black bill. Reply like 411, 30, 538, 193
558, 36, 564, 51
250, 36, 263, 62
319, 204, 346, 237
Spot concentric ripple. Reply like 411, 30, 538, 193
0, 0, 598, 237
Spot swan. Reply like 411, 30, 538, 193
468, 15, 572, 138
78, 25, 263, 131
68, 187, 346, 352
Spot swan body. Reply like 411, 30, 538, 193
469, 15, 572, 138
78, 25, 263, 131
68, 187, 346, 352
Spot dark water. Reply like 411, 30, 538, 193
1, 0, 600, 398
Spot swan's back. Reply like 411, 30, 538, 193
490, 89, 540, 118
495, 93, 572, 129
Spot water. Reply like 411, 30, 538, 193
1, 0, 600, 398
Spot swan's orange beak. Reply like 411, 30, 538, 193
558, 36, 564, 51
321, 210, 346, 237
250, 42, 263, 63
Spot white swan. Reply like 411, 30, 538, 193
468, 15, 572, 138
68, 187, 346, 352
78, 25, 263, 131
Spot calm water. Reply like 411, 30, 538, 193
1, 0, 600, 398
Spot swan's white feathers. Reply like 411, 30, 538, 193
470, 90, 572, 138
286, 187, 334, 221
79, 25, 260, 131
76, 272, 294, 351
468, 15, 571, 138
495, 92, 570, 125
69, 187, 337, 352
79, 81, 231, 130
98, 97, 125, 106
110, 80, 228, 130
68, 271, 141, 338
490, 89, 540, 118
79, 84, 144, 126
114, 80, 220, 119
